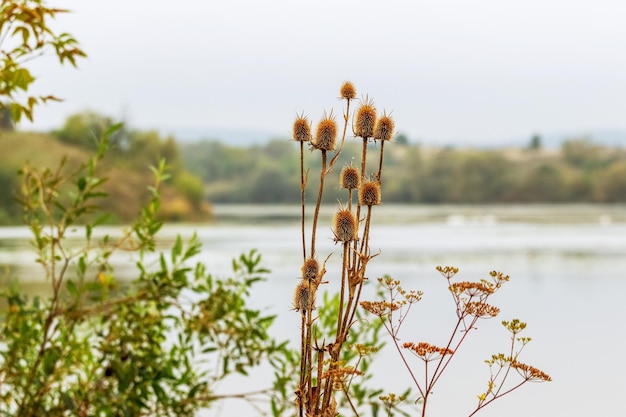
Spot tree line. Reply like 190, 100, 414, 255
182, 134, 626, 205
3, 110, 626, 225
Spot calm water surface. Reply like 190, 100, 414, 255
1, 204, 625, 417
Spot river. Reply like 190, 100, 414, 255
1, 204, 625, 417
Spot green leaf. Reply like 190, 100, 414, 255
171, 235, 182, 262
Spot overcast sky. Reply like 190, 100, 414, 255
21, 0, 626, 144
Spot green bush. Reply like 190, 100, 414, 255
0, 127, 290, 416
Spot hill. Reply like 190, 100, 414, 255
0, 129, 210, 225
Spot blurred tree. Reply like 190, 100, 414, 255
595, 161, 626, 202
394, 132, 409, 145
174, 170, 206, 209
52, 111, 116, 150
516, 163, 567, 202
561, 137, 606, 170
0, 166, 19, 223
528, 134, 542, 150
419, 148, 464, 203
459, 152, 510, 202
246, 167, 299, 203
0, 105, 14, 130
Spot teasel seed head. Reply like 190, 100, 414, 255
313, 111, 337, 151
359, 178, 381, 206
340, 81, 356, 100
333, 206, 358, 242
292, 114, 312, 142
354, 98, 377, 139
374, 111, 394, 142
340, 164, 360, 189
301, 257, 319, 281
293, 280, 314, 312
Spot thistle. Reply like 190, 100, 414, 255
354, 98, 376, 139
340, 81, 356, 101
340, 164, 360, 190
333, 206, 357, 242
313, 112, 337, 152
358, 178, 381, 207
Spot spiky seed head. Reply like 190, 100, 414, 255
340, 164, 360, 189
340, 81, 356, 100
293, 280, 314, 312
374, 112, 394, 142
301, 257, 319, 281
313, 112, 337, 151
359, 179, 381, 206
354, 99, 377, 139
333, 207, 357, 242
293, 114, 311, 142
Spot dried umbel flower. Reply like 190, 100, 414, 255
313, 112, 337, 151
340, 164, 360, 189
340, 81, 356, 100
436, 265, 459, 279
301, 257, 319, 281
464, 301, 500, 318
333, 207, 357, 242
374, 112, 394, 142
360, 300, 400, 317
292, 114, 311, 142
402, 342, 454, 361
449, 281, 495, 297
511, 361, 552, 382
354, 99, 376, 139
358, 178, 381, 206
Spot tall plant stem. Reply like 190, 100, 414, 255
310, 150, 327, 257
305, 307, 314, 413
377, 140, 386, 185
298, 312, 306, 417
300, 140, 306, 260
336, 242, 350, 337
352, 137, 369, 273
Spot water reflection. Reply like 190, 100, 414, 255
1, 204, 625, 417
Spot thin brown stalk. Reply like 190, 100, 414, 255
310, 150, 327, 257
300, 140, 307, 260
336, 242, 350, 337
377, 140, 386, 185
299, 312, 306, 417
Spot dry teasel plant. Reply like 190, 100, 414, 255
291, 82, 397, 417
361, 269, 551, 417
289, 82, 549, 417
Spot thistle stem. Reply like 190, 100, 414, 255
310, 150, 327, 257
300, 140, 306, 260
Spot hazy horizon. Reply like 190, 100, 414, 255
18, 0, 626, 145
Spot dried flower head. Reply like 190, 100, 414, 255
449, 281, 495, 298
354, 98, 376, 139
340, 81, 356, 100
436, 265, 459, 279
511, 361, 552, 382
293, 280, 315, 312
313, 112, 337, 151
333, 207, 357, 242
301, 257, 319, 281
360, 300, 400, 317
292, 114, 311, 142
358, 178, 381, 206
374, 111, 394, 142
402, 342, 454, 361
464, 301, 500, 318
340, 164, 360, 189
